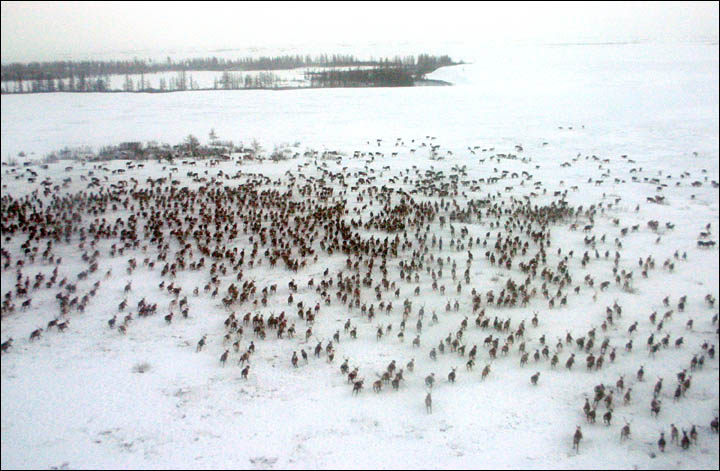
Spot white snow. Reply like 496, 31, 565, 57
1, 41, 719, 469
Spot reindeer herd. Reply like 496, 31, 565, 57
1, 136, 718, 460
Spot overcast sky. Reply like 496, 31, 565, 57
2, 1, 718, 63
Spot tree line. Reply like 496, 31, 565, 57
1, 53, 458, 93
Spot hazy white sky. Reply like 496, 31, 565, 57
1, 1, 718, 63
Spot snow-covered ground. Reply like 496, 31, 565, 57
1, 41, 719, 469
2, 42, 717, 164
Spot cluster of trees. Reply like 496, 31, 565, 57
215, 71, 282, 89
1, 53, 458, 94
1, 73, 112, 93
306, 67, 416, 87
303, 54, 456, 88
1, 70, 207, 94
122, 71, 203, 92
414, 54, 455, 73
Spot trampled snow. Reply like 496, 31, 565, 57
1, 41, 718, 469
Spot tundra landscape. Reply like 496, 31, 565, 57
1, 33, 719, 471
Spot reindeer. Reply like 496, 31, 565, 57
573, 426, 583, 452
653, 378, 663, 396
29, 328, 43, 342
650, 398, 661, 417
620, 422, 631, 441
616, 375, 624, 391
530, 371, 540, 385
603, 409, 613, 426
565, 353, 575, 370
348, 367, 359, 384
1, 338, 13, 353
586, 408, 596, 424
425, 373, 435, 388
681, 430, 690, 449
623, 388, 632, 405
481, 364, 491, 380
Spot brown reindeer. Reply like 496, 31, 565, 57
573, 426, 583, 452
196, 335, 207, 352
1, 338, 13, 353
650, 398, 661, 417
29, 328, 43, 342
620, 422, 631, 441
586, 408, 597, 424
530, 371, 540, 385
603, 409, 613, 426
425, 373, 435, 388
481, 363, 491, 380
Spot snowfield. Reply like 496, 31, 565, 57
1, 41, 719, 470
